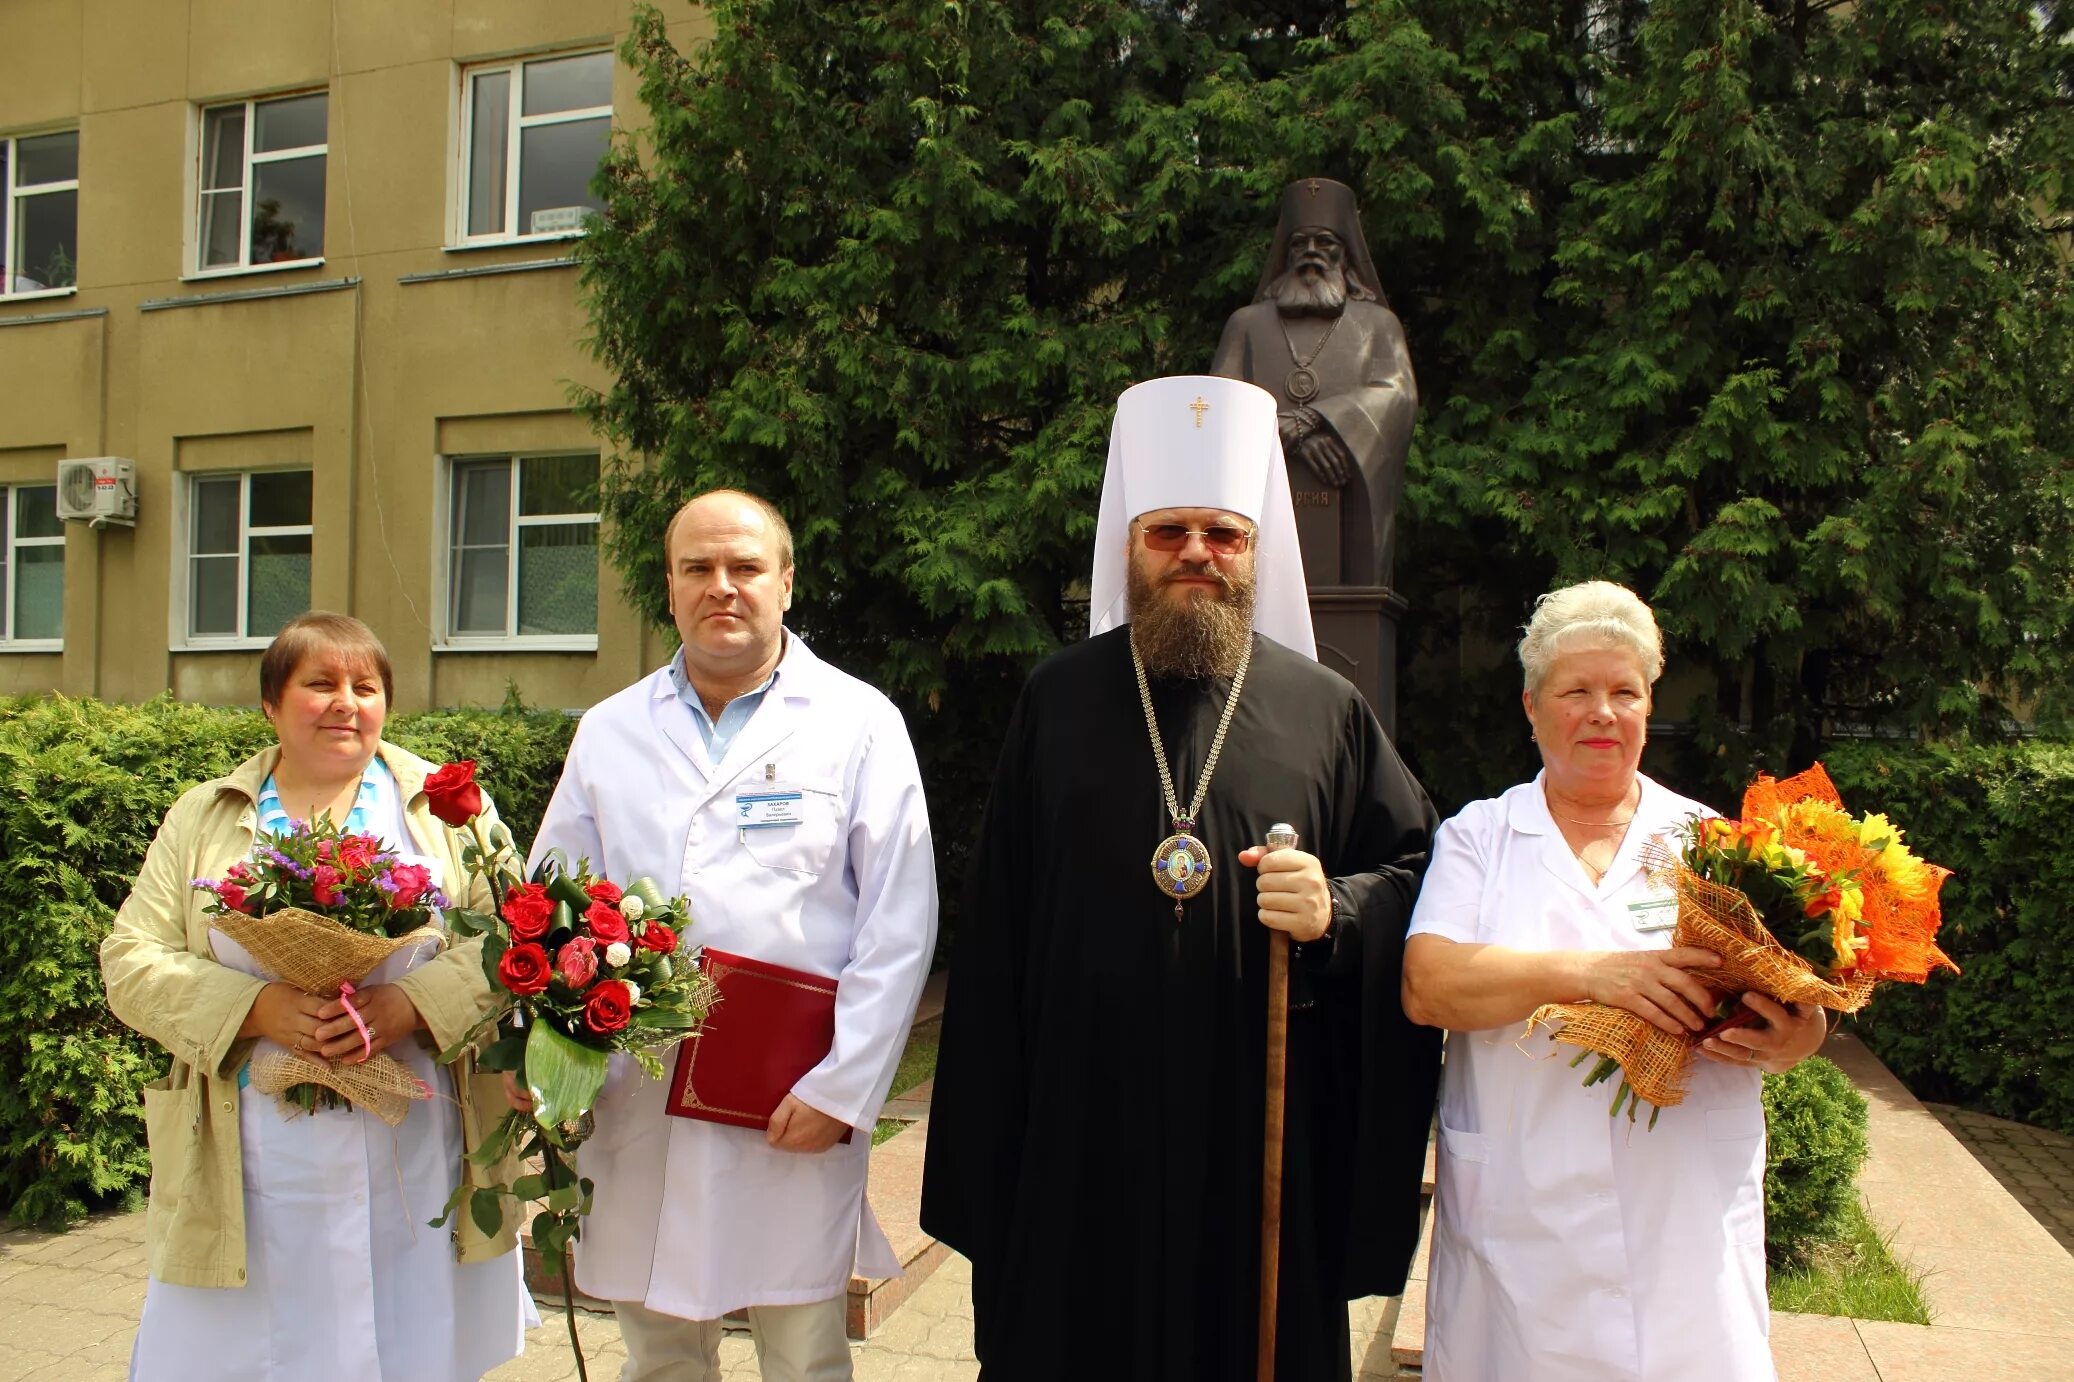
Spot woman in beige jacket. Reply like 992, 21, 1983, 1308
101, 612, 531, 1381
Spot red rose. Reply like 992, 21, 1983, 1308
586, 879, 624, 906
585, 902, 630, 947
311, 864, 342, 907
637, 921, 678, 954
503, 882, 554, 942
424, 760, 485, 828
388, 862, 432, 910
497, 943, 552, 996
337, 835, 379, 874
217, 881, 249, 913
557, 937, 600, 988
583, 980, 633, 1034
225, 861, 252, 881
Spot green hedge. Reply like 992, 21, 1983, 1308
1826, 739, 2074, 1136
0, 695, 575, 1228
1762, 1056, 1870, 1267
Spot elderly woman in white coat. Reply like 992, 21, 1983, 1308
1401, 582, 1830, 1382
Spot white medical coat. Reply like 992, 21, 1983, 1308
1407, 773, 1774, 1382
530, 635, 938, 1321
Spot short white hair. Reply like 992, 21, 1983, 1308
1518, 581, 1664, 693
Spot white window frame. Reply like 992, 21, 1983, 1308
2, 129, 80, 301
0, 484, 63, 650
451, 51, 612, 249
178, 469, 314, 650
438, 453, 601, 651
189, 92, 328, 279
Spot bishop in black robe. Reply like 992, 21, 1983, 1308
921, 626, 1441, 1381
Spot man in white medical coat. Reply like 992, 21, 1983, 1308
522, 488, 938, 1381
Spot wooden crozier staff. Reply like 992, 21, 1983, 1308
1257, 821, 1299, 1381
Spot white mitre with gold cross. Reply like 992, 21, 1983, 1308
1088, 374, 1317, 660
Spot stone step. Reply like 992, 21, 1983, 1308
520, 1114, 944, 1341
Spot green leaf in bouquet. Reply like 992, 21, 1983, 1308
632, 1006, 705, 1030
470, 1186, 506, 1238
548, 1182, 583, 1213
525, 1021, 610, 1131
510, 1171, 548, 1202
531, 847, 572, 887
530, 1210, 565, 1271
429, 1179, 470, 1229
448, 907, 498, 938
480, 931, 510, 989
464, 1107, 524, 1167
478, 1028, 527, 1072
626, 877, 669, 916
551, 900, 574, 938
546, 870, 594, 911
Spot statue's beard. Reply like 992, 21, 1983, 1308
1127, 559, 1257, 681
1270, 263, 1348, 316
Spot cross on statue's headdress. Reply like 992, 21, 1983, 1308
1251, 177, 1387, 308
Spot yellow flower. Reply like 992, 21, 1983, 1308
1860, 815, 1935, 900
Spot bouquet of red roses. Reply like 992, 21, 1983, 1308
192, 815, 451, 1119
422, 763, 713, 1379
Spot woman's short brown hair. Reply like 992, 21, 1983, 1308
259, 612, 394, 710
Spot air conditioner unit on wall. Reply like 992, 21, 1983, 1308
55, 458, 138, 527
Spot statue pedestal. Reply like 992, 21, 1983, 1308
1308, 586, 1407, 738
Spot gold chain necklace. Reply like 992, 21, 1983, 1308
1132, 636, 1253, 921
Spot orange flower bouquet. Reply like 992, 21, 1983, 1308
1534, 763, 1957, 1125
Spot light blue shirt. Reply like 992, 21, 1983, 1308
668, 646, 782, 762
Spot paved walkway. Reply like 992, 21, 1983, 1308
1923, 1101, 2074, 1255
0, 1205, 1402, 1380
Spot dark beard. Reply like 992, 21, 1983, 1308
1127, 559, 1256, 680
1269, 264, 1348, 316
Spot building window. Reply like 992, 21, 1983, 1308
188, 470, 312, 641
460, 51, 611, 243
2, 130, 79, 295
449, 454, 599, 639
198, 93, 327, 272
0, 485, 63, 645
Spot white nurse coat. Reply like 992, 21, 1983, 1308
530, 634, 937, 1321
1406, 773, 1774, 1382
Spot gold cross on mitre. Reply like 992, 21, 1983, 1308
1189, 396, 1210, 428
1305, 178, 1322, 195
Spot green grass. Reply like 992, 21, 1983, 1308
869, 1016, 944, 1147
1768, 1199, 1933, 1324
888, 1017, 940, 1099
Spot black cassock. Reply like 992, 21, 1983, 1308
921, 628, 1442, 1381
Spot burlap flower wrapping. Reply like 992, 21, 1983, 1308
1529, 842, 1878, 1110
212, 905, 444, 1126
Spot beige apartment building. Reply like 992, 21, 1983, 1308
0, 0, 708, 711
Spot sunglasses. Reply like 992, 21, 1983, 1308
1137, 522, 1254, 556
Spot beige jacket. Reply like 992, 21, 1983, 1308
100, 741, 520, 1288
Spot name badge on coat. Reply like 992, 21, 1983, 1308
737, 789, 805, 830
1627, 895, 1679, 933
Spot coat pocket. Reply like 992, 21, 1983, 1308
140, 1076, 193, 1210
1705, 1102, 1768, 1246
737, 780, 843, 877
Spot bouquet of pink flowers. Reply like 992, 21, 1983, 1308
191, 816, 452, 1118
194, 818, 447, 938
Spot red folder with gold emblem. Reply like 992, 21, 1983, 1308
665, 947, 851, 1142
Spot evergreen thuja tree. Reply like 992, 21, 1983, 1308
1396, 0, 2074, 797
